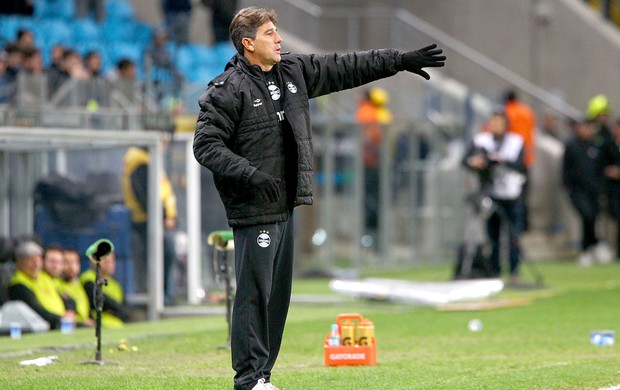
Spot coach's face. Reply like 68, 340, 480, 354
244, 21, 282, 71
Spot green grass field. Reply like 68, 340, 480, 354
1, 261, 620, 389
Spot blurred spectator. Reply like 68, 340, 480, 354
356, 87, 393, 249
61, 248, 95, 326
4, 43, 23, 83
84, 50, 103, 77
587, 94, 613, 147
146, 26, 182, 102
541, 109, 564, 141
8, 241, 73, 330
64, 50, 89, 80
0, 0, 34, 16
0, 50, 11, 104
2, 43, 22, 104
48, 45, 66, 73
504, 89, 536, 232
106, 58, 137, 81
83, 50, 107, 112
463, 111, 526, 282
22, 47, 43, 74
48, 49, 88, 97
162, 0, 192, 45
200, 0, 237, 44
75, 0, 104, 22
562, 118, 612, 266
15, 28, 36, 52
107, 58, 139, 103
598, 119, 620, 260
122, 143, 178, 304
80, 252, 130, 328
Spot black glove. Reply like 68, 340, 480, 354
401, 44, 446, 80
249, 170, 280, 203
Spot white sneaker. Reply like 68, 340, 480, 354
264, 382, 279, 390
251, 379, 279, 390
594, 242, 613, 264
251, 379, 268, 390
579, 251, 593, 267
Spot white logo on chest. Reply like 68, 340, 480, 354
268, 84, 281, 101
286, 82, 297, 93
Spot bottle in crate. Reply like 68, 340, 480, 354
328, 323, 340, 346
357, 317, 375, 346
340, 319, 355, 346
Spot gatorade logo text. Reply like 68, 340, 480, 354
329, 353, 366, 360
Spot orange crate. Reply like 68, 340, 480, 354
324, 313, 377, 366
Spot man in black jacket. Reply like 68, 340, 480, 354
599, 119, 620, 260
563, 119, 609, 266
193, 7, 445, 390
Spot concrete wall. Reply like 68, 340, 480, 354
385, 0, 620, 117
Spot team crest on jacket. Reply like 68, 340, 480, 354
286, 82, 297, 93
268, 84, 281, 100
257, 230, 271, 248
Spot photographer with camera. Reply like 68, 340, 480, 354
463, 111, 526, 284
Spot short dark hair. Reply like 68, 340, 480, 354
117, 58, 135, 70
17, 28, 32, 40
229, 7, 277, 55
504, 89, 517, 103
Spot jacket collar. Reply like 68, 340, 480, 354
229, 53, 278, 81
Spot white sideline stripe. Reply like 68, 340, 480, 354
599, 385, 620, 390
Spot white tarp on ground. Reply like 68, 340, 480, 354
329, 278, 504, 306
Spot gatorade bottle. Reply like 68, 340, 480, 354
340, 319, 355, 346
328, 324, 341, 346
357, 317, 375, 346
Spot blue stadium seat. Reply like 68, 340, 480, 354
188, 64, 221, 84
174, 43, 221, 81
100, 18, 152, 47
133, 22, 153, 47
104, 0, 134, 21
106, 41, 142, 64
35, 0, 76, 20
72, 18, 100, 45
101, 19, 136, 45
213, 42, 237, 65
39, 18, 74, 47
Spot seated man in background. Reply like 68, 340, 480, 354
80, 252, 130, 328
8, 241, 75, 329
41, 245, 76, 309
60, 248, 95, 327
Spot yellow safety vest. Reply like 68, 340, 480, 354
80, 270, 125, 328
60, 280, 92, 324
121, 147, 177, 224
9, 270, 66, 317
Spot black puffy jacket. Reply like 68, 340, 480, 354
194, 50, 403, 227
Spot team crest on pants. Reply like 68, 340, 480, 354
257, 230, 271, 248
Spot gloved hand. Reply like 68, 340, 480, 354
249, 170, 280, 203
401, 44, 446, 80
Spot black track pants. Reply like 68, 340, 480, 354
231, 212, 295, 390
